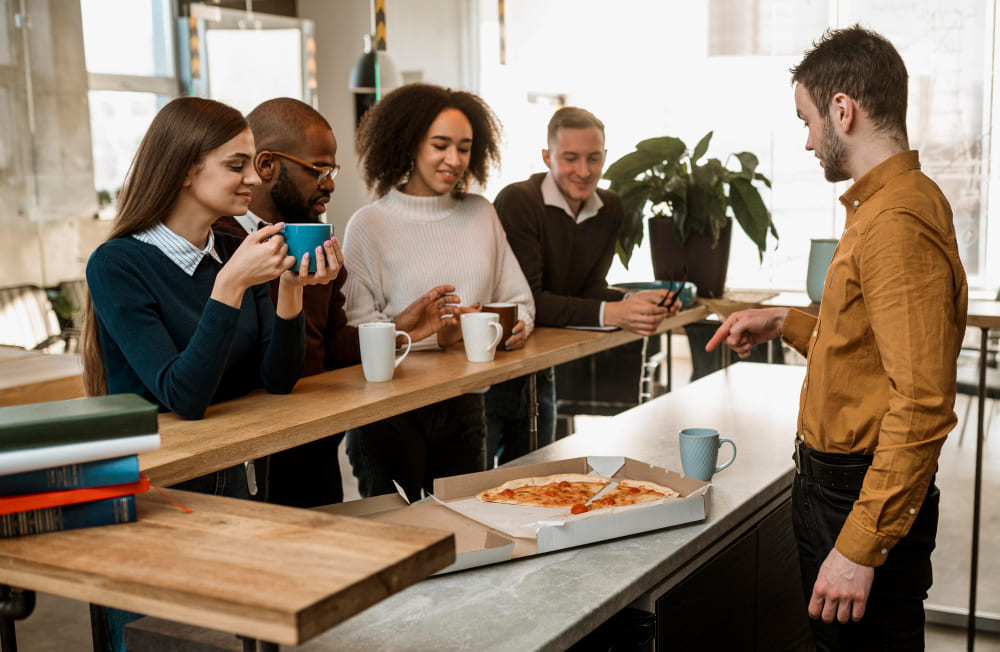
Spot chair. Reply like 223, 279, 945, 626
50, 280, 88, 352
0, 285, 66, 353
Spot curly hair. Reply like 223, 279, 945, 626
355, 83, 502, 198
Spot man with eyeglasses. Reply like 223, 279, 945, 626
214, 97, 453, 507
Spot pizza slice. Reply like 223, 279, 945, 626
584, 479, 680, 511
475, 473, 611, 509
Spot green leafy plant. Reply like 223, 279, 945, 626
603, 131, 777, 267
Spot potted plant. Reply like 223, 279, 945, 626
603, 131, 776, 298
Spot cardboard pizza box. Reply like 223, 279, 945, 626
319, 456, 710, 575
318, 493, 515, 574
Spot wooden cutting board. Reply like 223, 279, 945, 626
0, 489, 455, 645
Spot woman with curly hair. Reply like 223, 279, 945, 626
343, 83, 535, 501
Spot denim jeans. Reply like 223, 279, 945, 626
346, 394, 487, 503
792, 449, 939, 652
484, 368, 556, 467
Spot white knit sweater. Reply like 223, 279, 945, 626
343, 188, 535, 351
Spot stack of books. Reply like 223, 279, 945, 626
0, 394, 160, 536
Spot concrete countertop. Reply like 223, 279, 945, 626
127, 362, 805, 651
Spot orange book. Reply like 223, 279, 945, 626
0, 476, 150, 516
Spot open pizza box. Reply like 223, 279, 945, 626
318, 456, 710, 575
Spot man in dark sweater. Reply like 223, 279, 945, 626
486, 107, 675, 465
214, 98, 450, 506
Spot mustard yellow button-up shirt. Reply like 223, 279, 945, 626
782, 150, 968, 567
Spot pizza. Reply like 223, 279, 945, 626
584, 479, 680, 512
475, 473, 611, 509
475, 475, 680, 515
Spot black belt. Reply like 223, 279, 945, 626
794, 438, 872, 493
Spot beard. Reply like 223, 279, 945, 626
269, 166, 325, 223
820, 117, 850, 183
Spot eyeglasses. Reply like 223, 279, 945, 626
263, 151, 340, 185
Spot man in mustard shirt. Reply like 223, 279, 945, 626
707, 25, 968, 650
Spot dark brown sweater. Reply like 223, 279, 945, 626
493, 173, 625, 327
213, 216, 360, 376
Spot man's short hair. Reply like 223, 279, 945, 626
790, 24, 908, 141
547, 106, 605, 145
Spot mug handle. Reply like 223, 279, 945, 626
487, 322, 503, 352
715, 438, 737, 474
393, 331, 412, 368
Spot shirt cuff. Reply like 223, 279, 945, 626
780, 308, 815, 357
599, 301, 607, 327
835, 513, 898, 567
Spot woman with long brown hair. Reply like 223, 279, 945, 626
82, 96, 339, 480
83, 96, 341, 652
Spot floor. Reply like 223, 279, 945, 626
11, 336, 1000, 651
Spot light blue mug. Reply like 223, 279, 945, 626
679, 427, 737, 482
806, 238, 839, 304
280, 223, 333, 273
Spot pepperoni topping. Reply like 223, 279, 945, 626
599, 497, 615, 505
628, 487, 641, 494
500, 489, 514, 497
544, 490, 558, 497
571, 504, 589, 514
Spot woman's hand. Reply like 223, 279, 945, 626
395, 285, 460, 342
503, 319, 528, 351
437, 303, 480, 348
212, 222, 294, 308
280, 236, 343, 287
274, 234, 343, 319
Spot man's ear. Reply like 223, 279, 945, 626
255, 151, 277, 182
541, 148, 551, 170
831, 92, 856, 134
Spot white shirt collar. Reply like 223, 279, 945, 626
233, 210, 268, 234
541, 172, 604, 224
132, 222, 223, 276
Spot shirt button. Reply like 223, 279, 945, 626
881, 548, 888, 555
853, 200, 860, 207
909, 508, 916, 515
812, 330, 818, 337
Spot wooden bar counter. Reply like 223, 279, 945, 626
143, 306, 709, 486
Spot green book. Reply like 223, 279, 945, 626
0, 394, 158, 452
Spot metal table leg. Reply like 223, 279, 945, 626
528, 372, 538, 452
968, 326, 988, 651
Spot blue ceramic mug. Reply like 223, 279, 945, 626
806, 238, 839, 304
280, 223, 333, 273
679, 427, 737, 482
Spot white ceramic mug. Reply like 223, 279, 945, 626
359, 322, 411, 382
461, 312, 503, 362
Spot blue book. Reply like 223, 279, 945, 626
0, 494, 136, 537
0, 456, 140, 496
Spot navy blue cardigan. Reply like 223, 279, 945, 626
85, 232, 305, 419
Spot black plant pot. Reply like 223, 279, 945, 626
647, 218, 732, 299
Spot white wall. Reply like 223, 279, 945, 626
298, 0, 474, 237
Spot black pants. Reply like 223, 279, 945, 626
792, 445, 939, 652
484, 368, 557, 466
256, 433, 344, 507
345, 394, 487, 503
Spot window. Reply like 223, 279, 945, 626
81, 0, 177, 215
478, 0, 997, 293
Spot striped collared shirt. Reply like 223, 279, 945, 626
132, 222, 223, 276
